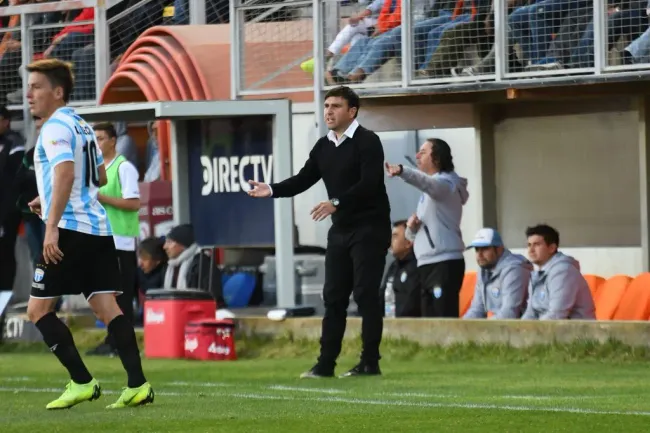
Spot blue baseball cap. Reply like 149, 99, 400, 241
466, 228, 504, 249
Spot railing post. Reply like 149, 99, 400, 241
94, 0, 109, 102
230, 0, 241, 100
592, 0, 605, 74
494, 0, 505, 80
189, 0, 206, 25
313, 0, 326, 136
21, 12, 33, 132
400, 0, 412, 87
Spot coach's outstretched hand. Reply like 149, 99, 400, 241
385, 162, 403, 177
247, 180, 272, 198
43, 225, 64, 265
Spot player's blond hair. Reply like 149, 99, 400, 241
26, 59, 75, 103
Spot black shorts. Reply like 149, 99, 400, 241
30, 228, 121, 300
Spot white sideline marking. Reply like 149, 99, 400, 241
268, 385, 346, 394
0, 386, 648, 417
167, 381, 232, 388
0, 377, 604, 401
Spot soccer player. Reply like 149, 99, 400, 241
24, 58, 154, 410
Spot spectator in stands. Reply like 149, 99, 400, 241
452, 0, 529, 77
521, 224, 595, 320
463, 228, 532, 319
385, 138, 468, 317
0, 106, 25, 292
416, 0, 492, 76
144, 121, 161, 182
508, 0, 591, 68
163, 224, 229, 312
328, 0, 458, 83
302, 0, 390, 75
380, 219, 421, 317
42, 8, 95, 61
113, 122, 139, 169
529, 1, 646, 71
417, 0, 494, 78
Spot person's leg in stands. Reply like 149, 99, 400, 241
528, 0, 590, 65
71, 46, 95, 101
328, 36, 374, 83
570, 8, 645, 69
329, 19, 373, 56
412, 13, 454, 69
508, 4, 536, 65
49, 32, 95, 62
624, 28, 650, 64
417, 14, 472, 72
347, 26, 404, 81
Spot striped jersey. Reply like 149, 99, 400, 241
34, 106, 112, 236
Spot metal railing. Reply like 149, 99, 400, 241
231, 0, 650, 99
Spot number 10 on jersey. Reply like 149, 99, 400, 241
83, 140, 100, 187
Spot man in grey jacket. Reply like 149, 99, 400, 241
521, 224, 595, 320
463, 228, 532, 319
386, 138, 469, 317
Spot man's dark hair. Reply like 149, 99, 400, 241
93, 122, 117, 139
0, 105, 10, 121
393, 219, 408, 229
26, 59, 74, 103
525, 224, 560, 247
138, 237, 167, 263
426, 138, 455, 172
324, 86, 360, 118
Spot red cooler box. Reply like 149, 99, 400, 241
144, 289, 216, 359
184, 319, 237, 361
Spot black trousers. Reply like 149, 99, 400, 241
0, 211, 21, 291
105, 250, 137, 348
317, 222, 390, 369
419, 258, 465, 318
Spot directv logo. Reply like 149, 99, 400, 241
200, 155, 273, 195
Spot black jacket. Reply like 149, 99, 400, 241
381, 252, 421, 317
0, 130, 26, 227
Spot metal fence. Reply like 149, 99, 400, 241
231, 0, 650, 97
2, 0, 650, 113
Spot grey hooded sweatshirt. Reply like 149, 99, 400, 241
521, 252, 595, 320
114, 121, 138, 169
464, 250, 533, 319
400, 166, 469, 266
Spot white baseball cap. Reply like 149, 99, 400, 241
466, 228, 504, 249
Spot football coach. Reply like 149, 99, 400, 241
247, 86, 391, 379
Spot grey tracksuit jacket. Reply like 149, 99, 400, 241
464, 250, 533, 319
521, 252, 596, 320
400, 167, 469, 266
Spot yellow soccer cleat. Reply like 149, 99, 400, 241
106, 382, 154, 409
46, 379, 102, 410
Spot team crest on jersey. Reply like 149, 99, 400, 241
490, 287, 500, 298
50, 138, 69, 146
433, 287, 442, 299
33, 268, 45, 283
400, 271, 408, 283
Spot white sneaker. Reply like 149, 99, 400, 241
216, 309, 235, 320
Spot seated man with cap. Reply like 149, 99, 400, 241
463, 228, 532, 319
162, 224, 230, 316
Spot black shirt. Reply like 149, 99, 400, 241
270, 124, 390, 228
381, 251, 421, 317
